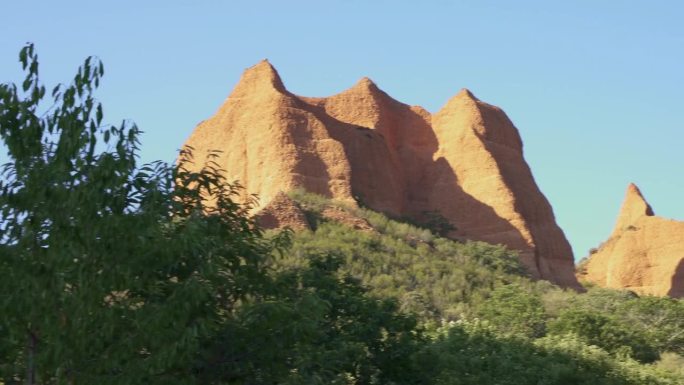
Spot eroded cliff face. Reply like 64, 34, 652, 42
579, 184, 684, 297
182, 60, 580, 289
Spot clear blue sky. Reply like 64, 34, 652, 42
2, 1, 683, 261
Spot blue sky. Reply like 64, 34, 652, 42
2, 1, 683, 260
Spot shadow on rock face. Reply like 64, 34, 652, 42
668, 258, 684, 298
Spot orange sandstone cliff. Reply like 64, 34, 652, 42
182, 60, 580, 289
579, 184, 684, 297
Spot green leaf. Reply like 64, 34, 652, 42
19, 44, 29, 68
96, 104, 103, 125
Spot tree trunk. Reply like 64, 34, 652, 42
26, 330, 37, 385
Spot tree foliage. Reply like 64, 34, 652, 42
413, 321, 679, 385
477, 283, 546, 338
0, 43, 288, 384
615, 296, 684, 355
549, 309, 659, 363
197, 253, 420, 385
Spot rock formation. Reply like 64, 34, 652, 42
578, 184, 684, 297
319, 207, 375, 232
182, 60, 580, 289
253, 191, 374, 232
254, 192, 310, 231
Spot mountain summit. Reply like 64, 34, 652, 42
182, 61, 580, 289
613, 183, 655, 236
579, 184, 684, 297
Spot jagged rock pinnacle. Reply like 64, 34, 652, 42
231, 59, 287, 96
614, 183, 654, 233
456, 88, 477, 100
580, 183, 684, 297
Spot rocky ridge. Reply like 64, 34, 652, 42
182, 60, 580, 289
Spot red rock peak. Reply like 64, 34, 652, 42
614, 183, 654, 234
231, 59, 287, 97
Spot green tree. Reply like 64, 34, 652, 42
197, 253, 421, 385
548, 309, 659, 363
0, 44, 281, 385
419, 210, 455, 237
477, 283, 546, 338
616, 296, 684, 355
413, 321, 679, 385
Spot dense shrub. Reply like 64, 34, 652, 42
548, 309, 659, 363
477, 283, 546, 338
414, 321, 680, 385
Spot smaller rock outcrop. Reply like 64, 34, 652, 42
578, 184, 684, 297
254, 192, 311, 231
320, 207, 374, 232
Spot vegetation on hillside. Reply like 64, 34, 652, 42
279, 188, 528, 321
278, 189, 684, 382
1, 44, 683, 384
